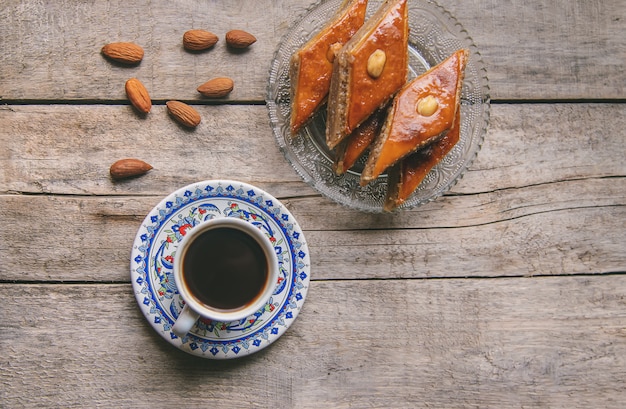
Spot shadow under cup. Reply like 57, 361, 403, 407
172, 218, 279, 335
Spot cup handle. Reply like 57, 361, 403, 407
172, 304, 200, 337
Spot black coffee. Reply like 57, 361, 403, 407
181, 226, 269, 310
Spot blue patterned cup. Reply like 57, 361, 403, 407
172, 217, 279, 337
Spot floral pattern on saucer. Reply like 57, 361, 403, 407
131, 180, 310, 359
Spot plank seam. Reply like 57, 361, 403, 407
2, 270, 625, 285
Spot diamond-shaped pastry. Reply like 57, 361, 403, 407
326, 0, 409, 149
361, 48, 469, 186
289, 0, 369, 134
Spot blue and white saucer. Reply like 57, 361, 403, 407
130, 180, 311, 359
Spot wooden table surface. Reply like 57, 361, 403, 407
1, 0, 625, 407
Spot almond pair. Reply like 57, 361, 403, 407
182, 29, 256, 50
125, 79, 202, 127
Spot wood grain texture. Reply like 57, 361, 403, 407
0, 104, 303, 196
2, 277, 625, 408
1, 0, 625, 101
1, 191, 624, 282
443, 0, 626, 100
1, 103, 625, 196
2, 0, 625, 406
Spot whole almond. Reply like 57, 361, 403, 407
197, 77, 234, 98
110, 158, 153, 180
183, 29, 219, 51
166, 101, 201, 128
367, 49, 387, 79
225, 30, 256, 48
125, 78, 152, 113
416, 95, 439, 117
101, 42, 144, 65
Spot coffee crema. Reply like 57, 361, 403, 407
180, 226, 269, 311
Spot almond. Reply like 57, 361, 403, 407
110, 158, 153, 180
197, 77, 234, 98
326, 42, 342, 63
225, 30, 256, 48
166, 101, 201, 128
125, 78, 152, 113
183, 29, 219, 51
367, 49, 386, 79
416, 95, 439, 117
101, 42, 144, 65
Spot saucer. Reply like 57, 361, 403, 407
130, 180, 311, 359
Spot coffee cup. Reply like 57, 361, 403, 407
171, 217, 279, 337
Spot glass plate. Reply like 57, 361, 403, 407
267, 0, 490, 212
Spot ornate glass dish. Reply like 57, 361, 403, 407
267, 0, 490, 212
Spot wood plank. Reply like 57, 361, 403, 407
0, 0, 305, 102
1, 103, 625, 196
0, 0, 624, 101
1, 179, 624, 282
443, 0, 626, 100
0, 104, 307, 197
2, 276, 626, 408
